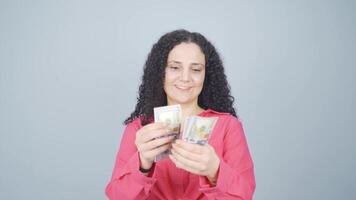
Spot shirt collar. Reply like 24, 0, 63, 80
199, 108, 231, 116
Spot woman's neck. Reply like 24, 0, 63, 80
166, 101, 204, 133
180, 104, 203, 118
167, 101, 204, 120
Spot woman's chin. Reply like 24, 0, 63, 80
168, 98, 195, 105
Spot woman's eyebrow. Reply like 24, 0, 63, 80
168, 60, 204, 66
167, 60, 182, 64
191, 62, 204, 67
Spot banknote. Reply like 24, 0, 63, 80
182, 116, 218, 145
154, 104, 182, 161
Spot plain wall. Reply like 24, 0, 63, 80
1, 0, 355, 199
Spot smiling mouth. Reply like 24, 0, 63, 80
175, 85, 192, 90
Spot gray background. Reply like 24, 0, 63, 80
1, 0, 355, 199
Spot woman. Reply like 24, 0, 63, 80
105, 29, 256, 200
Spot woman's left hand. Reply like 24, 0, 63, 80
169, 139, 220, 184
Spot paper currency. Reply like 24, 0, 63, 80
152, 105, 218, 161
154, 104, 182, 162
182, 116, 218, 145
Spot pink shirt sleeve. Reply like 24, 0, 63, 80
198, 117, 256, 200
105, 120, 157, 200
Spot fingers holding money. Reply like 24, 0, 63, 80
153, 104, 182, 161
139, 134, 175, 152
171, 140, 204, 161
135, 122, 175, 166
143, 143, 172, 160
169, 139, 220, 180
169, 152, 204, 175
136, 123, 170, 143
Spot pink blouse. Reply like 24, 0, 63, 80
105, 109, 256, 200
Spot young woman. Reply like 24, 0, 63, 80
105, 29, 256, 200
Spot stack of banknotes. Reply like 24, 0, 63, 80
153, 104, 218, 162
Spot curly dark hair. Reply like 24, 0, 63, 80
124, 29, 237, 125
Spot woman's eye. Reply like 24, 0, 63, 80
169, 66, 179, 70
192, 68, 202, 72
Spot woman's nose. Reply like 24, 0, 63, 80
180, 68, 191, 82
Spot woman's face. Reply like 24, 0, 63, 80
164, 42, 206, 106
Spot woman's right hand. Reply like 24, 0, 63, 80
135, 122, 175, 170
